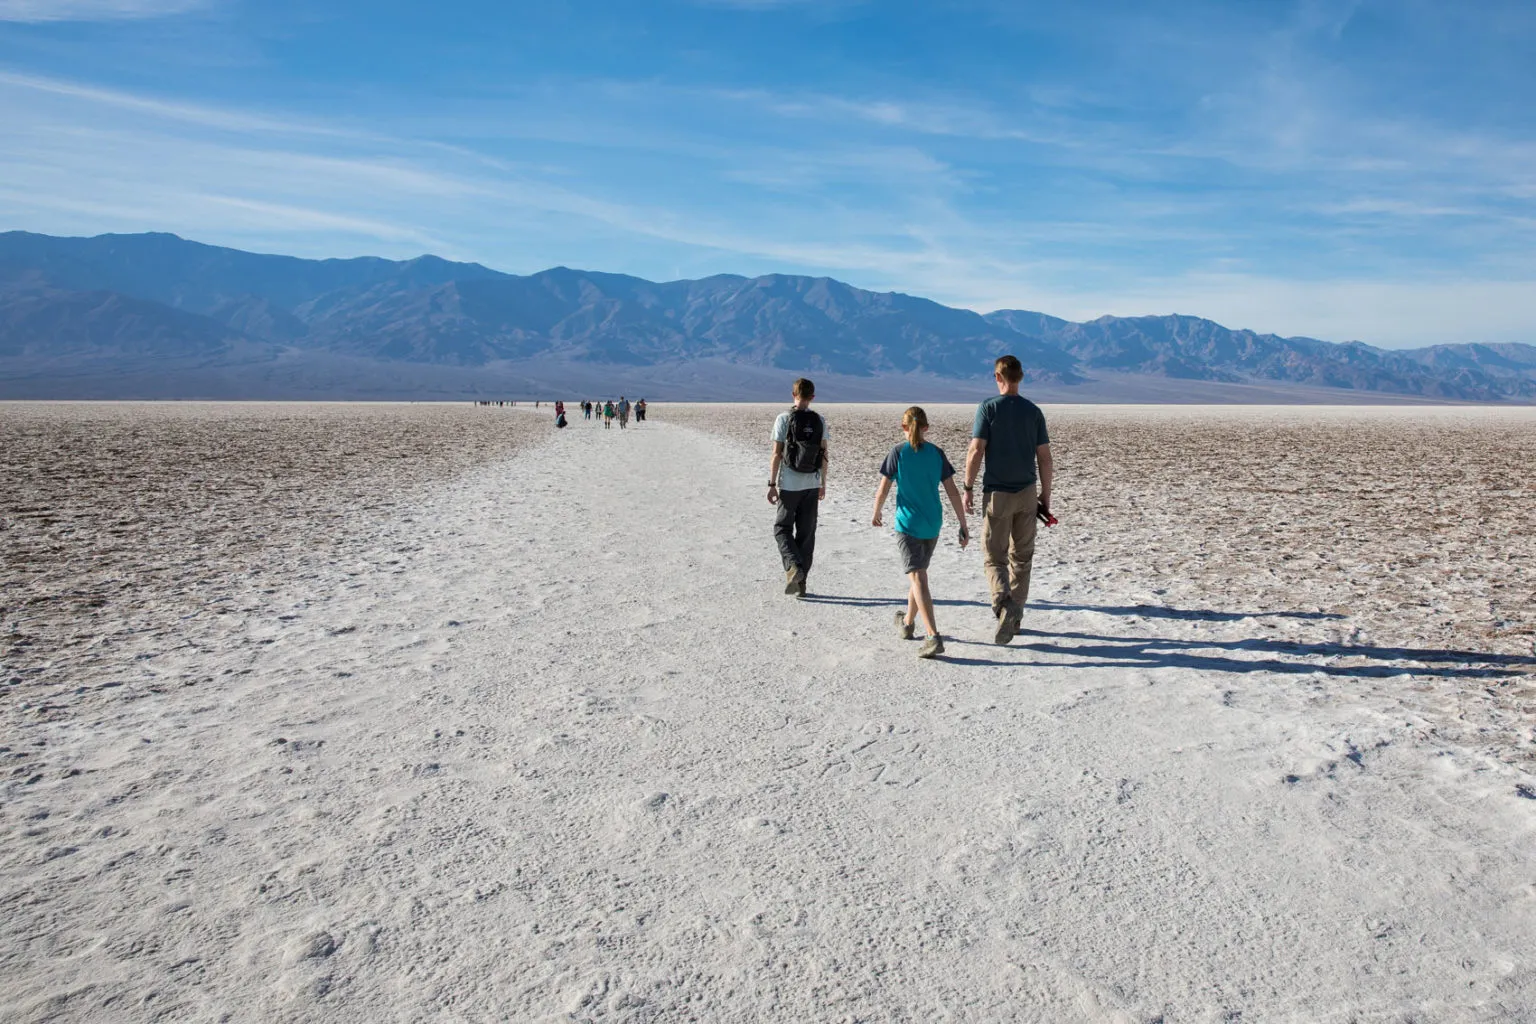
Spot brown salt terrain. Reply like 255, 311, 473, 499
2, 402, 545, 728
660, 402, 1536, 769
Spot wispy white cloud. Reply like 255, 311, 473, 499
728, 75, 1536, 215
689, 0, 857, 8
0, 71, 364, 137
716, 87, 1070, 145
194, 195, 449, 247
719, 144, 966, 193
0, 0, 204, 22
1318, 197, 1482, 219
711, 70, 1536, 293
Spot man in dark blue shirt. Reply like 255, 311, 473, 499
961, 355, 1054, 645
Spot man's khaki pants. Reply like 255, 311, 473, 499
982, 485, 1038, 613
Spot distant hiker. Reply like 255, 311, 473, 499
961, 355, 1054, 645
635, 399, 647, 423
872, 407, 969, 659
617, 396, 631, 429
768, 378, 828, 598
603, 400, 615, 428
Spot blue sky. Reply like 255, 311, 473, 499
1, 0, 1533, 346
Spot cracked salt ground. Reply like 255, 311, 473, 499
2, 407, 1535, 1022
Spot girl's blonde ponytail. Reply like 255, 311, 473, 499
902, 406, 929, 449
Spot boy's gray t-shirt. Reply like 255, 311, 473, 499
771, 410, 828, 491
972, 394, 1049, 493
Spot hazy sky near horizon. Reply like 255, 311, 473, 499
1, 0, 1533, 347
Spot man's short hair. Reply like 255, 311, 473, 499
993, 355, 1024, 384
792, 377, 816, 398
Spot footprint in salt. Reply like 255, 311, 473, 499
282, 930, 338, 967
630, 713, 670, 736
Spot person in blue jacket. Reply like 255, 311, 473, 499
871, 406, 969, 659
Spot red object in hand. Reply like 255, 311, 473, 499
1037, 501, 1058, 527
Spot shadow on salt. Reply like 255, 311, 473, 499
1009, 628, 1533, 679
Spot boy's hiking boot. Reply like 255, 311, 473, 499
785, 567, 800, 595
796, 572, 808, 598
917, 635, 944, 659
894, 610, 915, 640
994, 601, 1023, 645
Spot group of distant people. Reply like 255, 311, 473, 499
571, 397, 646, 429
518, 397, 650, 430
768, 356, 1053, 660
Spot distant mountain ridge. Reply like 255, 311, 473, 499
0, 230, 1531, 401
985, 310, 1536, 398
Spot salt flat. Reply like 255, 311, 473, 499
2, 402, 1535, 1022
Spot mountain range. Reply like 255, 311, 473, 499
1, 231, 1531, 402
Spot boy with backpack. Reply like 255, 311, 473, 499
767, 378, 828, 598
871, 406, 969, 658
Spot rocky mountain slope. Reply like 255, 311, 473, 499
985, 310, 1534, 400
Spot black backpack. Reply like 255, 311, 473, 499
784, 409, 824, 474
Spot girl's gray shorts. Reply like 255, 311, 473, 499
896, 532, 938, 574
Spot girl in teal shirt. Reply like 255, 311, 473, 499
871, 406, 969, 658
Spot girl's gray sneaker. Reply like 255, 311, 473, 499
917, 635, 944, 659
895, 610, 915, 640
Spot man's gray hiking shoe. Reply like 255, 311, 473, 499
917, 635, 944, 659
895, 610, 914, 640
994, 602, 1023, 645
785, 567, 800, 595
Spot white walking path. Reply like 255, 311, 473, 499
5, 418, 1534, 1022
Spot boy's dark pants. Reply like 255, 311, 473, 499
774, 488, 819, 573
